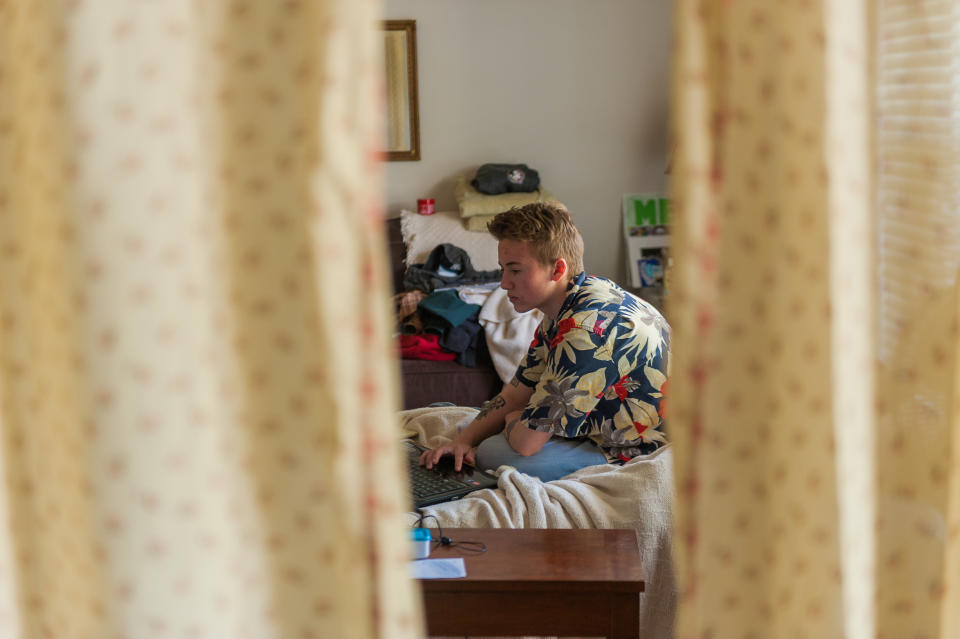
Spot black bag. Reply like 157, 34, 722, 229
471, 163, 540, 195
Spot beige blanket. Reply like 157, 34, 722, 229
402, 406, 677, 639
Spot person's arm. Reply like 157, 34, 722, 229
420, 379, 533, 471
502, 408, 552, 456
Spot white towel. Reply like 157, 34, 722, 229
456, 285, 497, 307
478, 287, 543, 384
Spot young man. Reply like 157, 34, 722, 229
420, 203, 670, 482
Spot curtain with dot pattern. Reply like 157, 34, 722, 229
670, 1, 960, 638
0, 1, 421, 638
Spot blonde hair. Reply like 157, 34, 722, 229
487, 203, 584, 277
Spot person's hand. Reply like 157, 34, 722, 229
420, 439, 476, 472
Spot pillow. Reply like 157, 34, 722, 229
454, 174, 564, 218
399, 209, 501, 272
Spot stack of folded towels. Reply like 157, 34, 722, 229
455, 163, 565, 232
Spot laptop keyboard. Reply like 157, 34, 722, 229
409, 470, 466, 499
405, 442, 467, 498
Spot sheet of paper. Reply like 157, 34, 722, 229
409, 557, 466, 579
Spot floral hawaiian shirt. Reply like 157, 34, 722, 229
514, 273, 670, 462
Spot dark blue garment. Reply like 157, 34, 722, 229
439, 312, 485, 367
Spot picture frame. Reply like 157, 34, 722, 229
382, 20, 420, 161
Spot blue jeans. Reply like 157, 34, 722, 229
475, 432, 607, 482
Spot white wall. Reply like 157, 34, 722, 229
384, 0, 673, 282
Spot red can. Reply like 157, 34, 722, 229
417, 198, 435, 215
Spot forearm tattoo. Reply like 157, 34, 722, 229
477, 395, 505, 419
504, 418, 520, 439
509, 375, 520, 387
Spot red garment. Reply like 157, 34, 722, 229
398, 333, 456, 361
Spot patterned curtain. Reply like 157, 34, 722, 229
670, 1, 959, 638
0, 1, 421, 638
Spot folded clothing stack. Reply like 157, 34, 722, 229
395, 288, 490, 367
455, 175, 565, 232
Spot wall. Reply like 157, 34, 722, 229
383, 0, 673, 282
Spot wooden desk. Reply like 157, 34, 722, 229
418, 528, 644, 639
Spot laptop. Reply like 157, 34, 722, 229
403, 439, 499, 508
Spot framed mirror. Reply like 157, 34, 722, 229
382, 20, 420, 161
